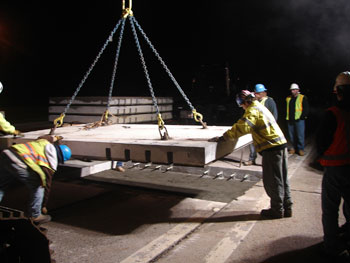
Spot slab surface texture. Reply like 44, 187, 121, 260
0, 124, 252, 166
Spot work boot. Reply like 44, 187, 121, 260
288, 148, 295, 155
260, 209, 283, 219
115, 166, 125, 172
243, 160, 256, 166
284, 208, 293, 218
32, 214, 52, 225
298, 150, 305, 156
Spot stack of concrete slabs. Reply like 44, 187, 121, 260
49, 96, 173, 124
0, 124, 252, 167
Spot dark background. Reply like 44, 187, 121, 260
0, 0, 350, 123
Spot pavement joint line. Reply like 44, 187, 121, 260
119, 198, 226, 263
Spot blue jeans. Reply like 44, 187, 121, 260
322, 166, 350, 253
287, 120, 305, 151
248, 143, 257, 161
0, 151, 44, 217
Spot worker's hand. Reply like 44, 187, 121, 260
208, 136, 224, 142
53, 135, 63, 142
37, 134, 63, 143
42, 207, 48, 214
13, 130, 24, 137
13, 130, 22, 136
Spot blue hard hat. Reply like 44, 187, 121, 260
254, 84, 267, 93
59, 145, 72, 161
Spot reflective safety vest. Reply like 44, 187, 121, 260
260, 97, 267, 106
224, 101, 287, 152
318, 106, 350, 166
11, 139, 54, 186
286, 94, 304, 120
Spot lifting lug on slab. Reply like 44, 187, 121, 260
157, 113, 170, 140
192, 109, 207, 129
50, 113, 65, 135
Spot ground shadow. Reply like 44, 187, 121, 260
259, 236, 331, 263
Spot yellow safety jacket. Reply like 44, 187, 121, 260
0, 112, 15, 134
224, 101, 287, 152
11, 139, 54, 186
286, 94, 304, 120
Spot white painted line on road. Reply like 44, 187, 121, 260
120, 198, 226, 263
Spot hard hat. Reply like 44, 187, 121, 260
254, 84, 267, 93
290, 83, 299, 90
235, 90, 255, 106
0, 82, 3, 94
59, 145, 72, 161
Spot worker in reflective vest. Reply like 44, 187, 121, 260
209, 90, 292, 219
316, 71, 350, 260
0, 135, 71, 224
0, 81, 21, 136
244, 83, 278, 166
286, 83, 309, 156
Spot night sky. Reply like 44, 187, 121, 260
0, 0, 350, 121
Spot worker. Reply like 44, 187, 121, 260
286, 83, 309, 156
316, 71, 350, 261
244, 84, 278, 166
209, 90, 292, 219
0, 81, 21, 136
0, 135, 72, 224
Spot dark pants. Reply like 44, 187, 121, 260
261, 147, 292, 212
287, 119, 305, 151
322, 165, 350, 253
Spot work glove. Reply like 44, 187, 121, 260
208, 136, 225, 142
53, 135, 63, 142
13, 130, 22, 135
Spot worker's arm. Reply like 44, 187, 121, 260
40, 166, 55, 214
0, 112, 17, 134
37, 135, 63, 143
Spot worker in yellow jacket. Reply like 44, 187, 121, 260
0, 81, 21, 136
209, 90, 292, 219
0, 135, 71, 224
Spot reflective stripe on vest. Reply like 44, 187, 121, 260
319, 106, 350, 166
21, 143, 50, 166
11, 139, 52, 186
286, 94, 304, 120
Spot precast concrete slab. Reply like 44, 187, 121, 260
0, 124, 252, 166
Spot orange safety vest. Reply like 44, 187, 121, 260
11, 139, 54, 186
318, 106, 350, 166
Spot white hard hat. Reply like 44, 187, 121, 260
0, 82, 2, 94
290, 83, 299, 90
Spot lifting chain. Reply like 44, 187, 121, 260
132, 17, 207, 129
51, 0, 205, 140
49, 19, 123, 134
129, 16, 170, 140
83, 110, 115, 130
